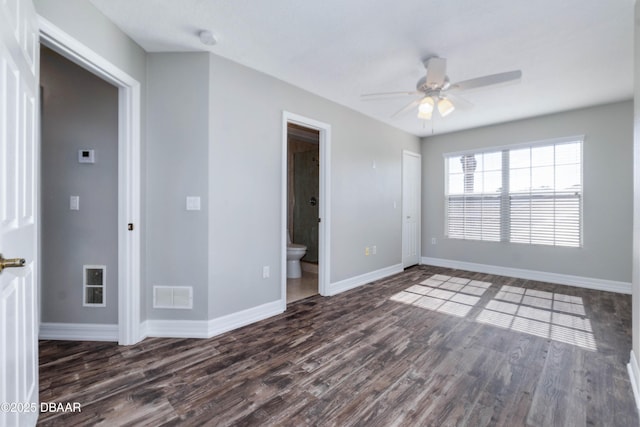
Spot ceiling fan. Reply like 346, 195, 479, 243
362, 57, 522, 120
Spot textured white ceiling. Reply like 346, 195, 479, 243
90, 0, 634, 137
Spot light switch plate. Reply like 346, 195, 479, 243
70, 196, 79, 210
186, 196, 201, 211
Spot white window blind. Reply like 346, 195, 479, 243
445, 138, 582, 247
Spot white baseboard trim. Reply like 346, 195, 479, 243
629, 350, 640, 411
207, 299, 284, 337
143, 299, 284, 339
39, 322, 119, 342
421, 257, 632, 294
328, 263, 404, 296
141, 319, 208, 339
142, 263, 404, 339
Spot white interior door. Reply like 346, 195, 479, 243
402, 150, 421, 268
1, 0, 39, 426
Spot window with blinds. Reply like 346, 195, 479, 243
445, 138, 582, 247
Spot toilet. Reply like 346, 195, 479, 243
287, 231, 307, 279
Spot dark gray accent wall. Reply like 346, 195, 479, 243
40, 46, 118, 323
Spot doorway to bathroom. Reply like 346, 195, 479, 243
281, 112, 331, 306
286, 123, 319, 302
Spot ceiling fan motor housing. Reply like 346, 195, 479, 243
416, 75, 450, 95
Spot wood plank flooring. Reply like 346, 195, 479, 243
38, 265, 639, 426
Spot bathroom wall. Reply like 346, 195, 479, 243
40, 46, 119, 324
288, 127, 320, 262
293, 150, 319, 262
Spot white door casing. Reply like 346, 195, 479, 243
0, 0, 40, 425
402, 150, 421, 268
281, 111, 331, 304
39, 17, 142, 345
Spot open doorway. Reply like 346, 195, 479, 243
286, 123, 320, 302
40, 46, 119, 331
38, 20, 142, 345
281, 112, 331, 306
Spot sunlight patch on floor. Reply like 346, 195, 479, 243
476, 285, 596, 351
391, 275, 597, 351
390, 274, 489, 318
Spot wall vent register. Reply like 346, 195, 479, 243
83, 265, 106, 307
153, 286, 193, 309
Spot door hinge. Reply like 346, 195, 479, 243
128, 223, 134, 231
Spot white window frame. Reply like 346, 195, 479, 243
444, 136, 584, 248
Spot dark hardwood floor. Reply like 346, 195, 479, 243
38, 265, 638, 426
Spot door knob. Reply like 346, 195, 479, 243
0, 254, 25, 273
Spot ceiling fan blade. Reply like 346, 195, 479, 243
446, 93, 474, 110
391, 96, 425, 119
449, 70, 522, 92
425, 57, 447, 87
360, 90, 421, 100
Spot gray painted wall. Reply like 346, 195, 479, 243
35, 0, 150, 319
146, 53, 210, 320
632, 0, 640, 377
40, 46, 118, 323
34, 1, 420, 325
143, 52, 420, 320
421, 101, 633, 283
207, 54, 420, 317
34, 0, 146, 82
32, 1, 633, 335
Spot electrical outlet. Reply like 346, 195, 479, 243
372, 245, 377, 255
431, 237, 437, 245
365, 247, 370, 256
262, 266, 270, 279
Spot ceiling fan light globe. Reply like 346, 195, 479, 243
438, 97, 455, 117
418, 97, 434, 117
417, 109, 433, 120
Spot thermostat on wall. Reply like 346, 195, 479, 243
78, 149, 95, 164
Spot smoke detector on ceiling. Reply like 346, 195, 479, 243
199, 30, 217, 46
